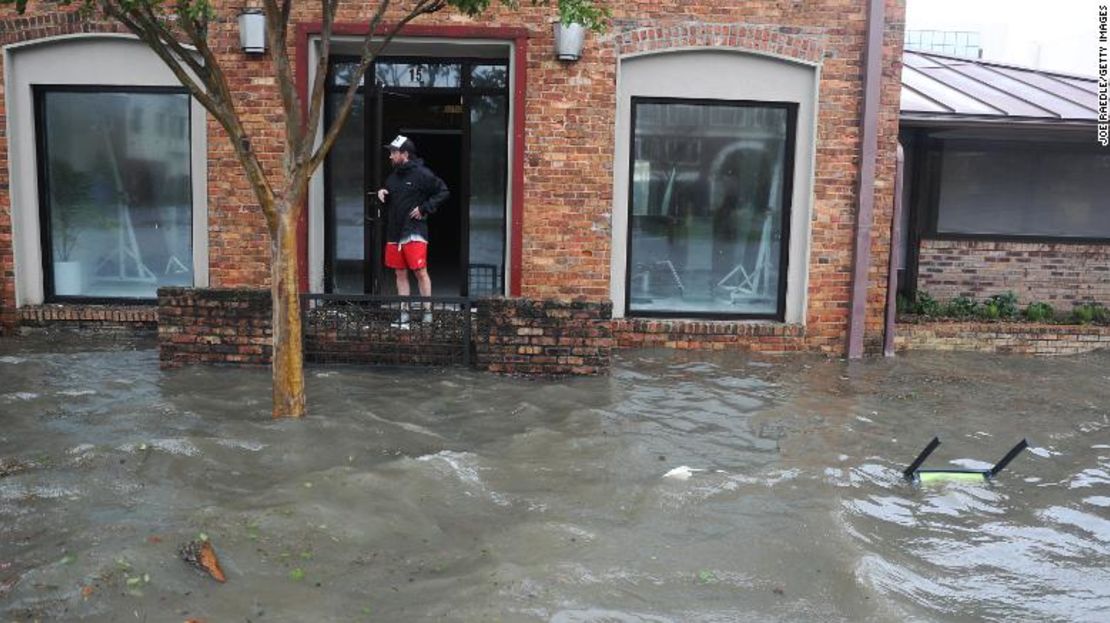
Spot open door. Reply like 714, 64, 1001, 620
324, 57, 509, 298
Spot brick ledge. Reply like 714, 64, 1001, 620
18, 304, 158, 324
896, 321, 1110, 355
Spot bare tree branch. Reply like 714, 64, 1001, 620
263, 0, 305, 168
302, 0, 340, 159
97, 3, 218, 118
160, 1, 280, 226
129, 2, 210, 85
305, 0, 448, 176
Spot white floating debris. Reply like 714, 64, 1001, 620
1028, 446, 1059, 458
215, 439, 267, 452
663, 466, 705, 481
118, 439, 200, 456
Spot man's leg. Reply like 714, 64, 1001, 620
413, 268, 432, 323
413, 268, 431, 297
394, 269, 410, 296
393, 269, 411, 328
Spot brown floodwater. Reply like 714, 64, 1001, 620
1, 336, 1108, 622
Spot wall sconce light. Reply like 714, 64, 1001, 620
238, 9, 266, 55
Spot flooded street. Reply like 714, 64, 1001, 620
1, 337, 1108, 622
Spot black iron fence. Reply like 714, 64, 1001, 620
301, 294, 471, 367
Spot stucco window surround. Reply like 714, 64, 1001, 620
611, 44, 820, 324
4, 34, 209, 307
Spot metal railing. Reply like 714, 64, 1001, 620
302, 294, 471, 367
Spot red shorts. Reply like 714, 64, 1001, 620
384, 241, 428, 271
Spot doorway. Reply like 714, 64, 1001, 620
323, 56, 509, 298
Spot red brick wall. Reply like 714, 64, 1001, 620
475, 298, 612, 375
158, 287, 273, 367
0, 1, 906, 356
917, 239, 1110, 307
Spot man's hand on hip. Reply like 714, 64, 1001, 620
376, 189, 389, 203
409, 207, 423, 220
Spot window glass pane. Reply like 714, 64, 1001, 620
41, 90, 192, 299
326, 91, 366, 293
375, 62, 461, 88
629, 101, 791, 316
331, 62, 366, 88
469, 95, 508, 297
937, 140, 1110, 238
471, 64, 508, 90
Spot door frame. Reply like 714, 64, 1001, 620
297, 24, 529, 296
321, 55, 508, 296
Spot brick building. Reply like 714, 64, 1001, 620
898, 50, 1108, 309
0, 1, 905, 355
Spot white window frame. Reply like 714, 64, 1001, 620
611, 49, 819, 324
4, 34, 208, 306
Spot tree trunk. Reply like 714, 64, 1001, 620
271, 207, 306, 418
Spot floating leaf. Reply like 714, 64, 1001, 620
180, 539, 226, 583
60, 554, 77, 565
697, 569, 718, 584
289, 567, 306, 581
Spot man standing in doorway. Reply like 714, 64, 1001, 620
376, 135, 449, 325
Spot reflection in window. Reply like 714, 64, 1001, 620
471, 65, 508, 90
331, 62, 364, 87
469, 95, 508, 297
936, 139, 1110, 238
628, 100, 793, 317
39, 90, 193, 299
375, 62, 461, 88
326, 91, 366, 293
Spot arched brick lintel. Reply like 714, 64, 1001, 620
614, 23, 824, 66
0, 12, 124, 48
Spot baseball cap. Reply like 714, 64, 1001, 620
386, 134, 416, 154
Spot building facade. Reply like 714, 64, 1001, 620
0, 1, 905, 354
898, 50, 1108, 309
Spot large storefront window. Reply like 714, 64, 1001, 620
37, 88, 193, 300
627, 98, 794, 318
935, 139, 1110, 239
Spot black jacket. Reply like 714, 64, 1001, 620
381, 158, 449, 243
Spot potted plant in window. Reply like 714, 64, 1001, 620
48, 161, 97, 296
554, 0, 611, 61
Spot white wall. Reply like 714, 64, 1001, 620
610, 50, 818, 323
4, 34, 208, 306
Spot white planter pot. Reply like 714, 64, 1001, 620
54, 261, 84, 296
554, 22, 586, 61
